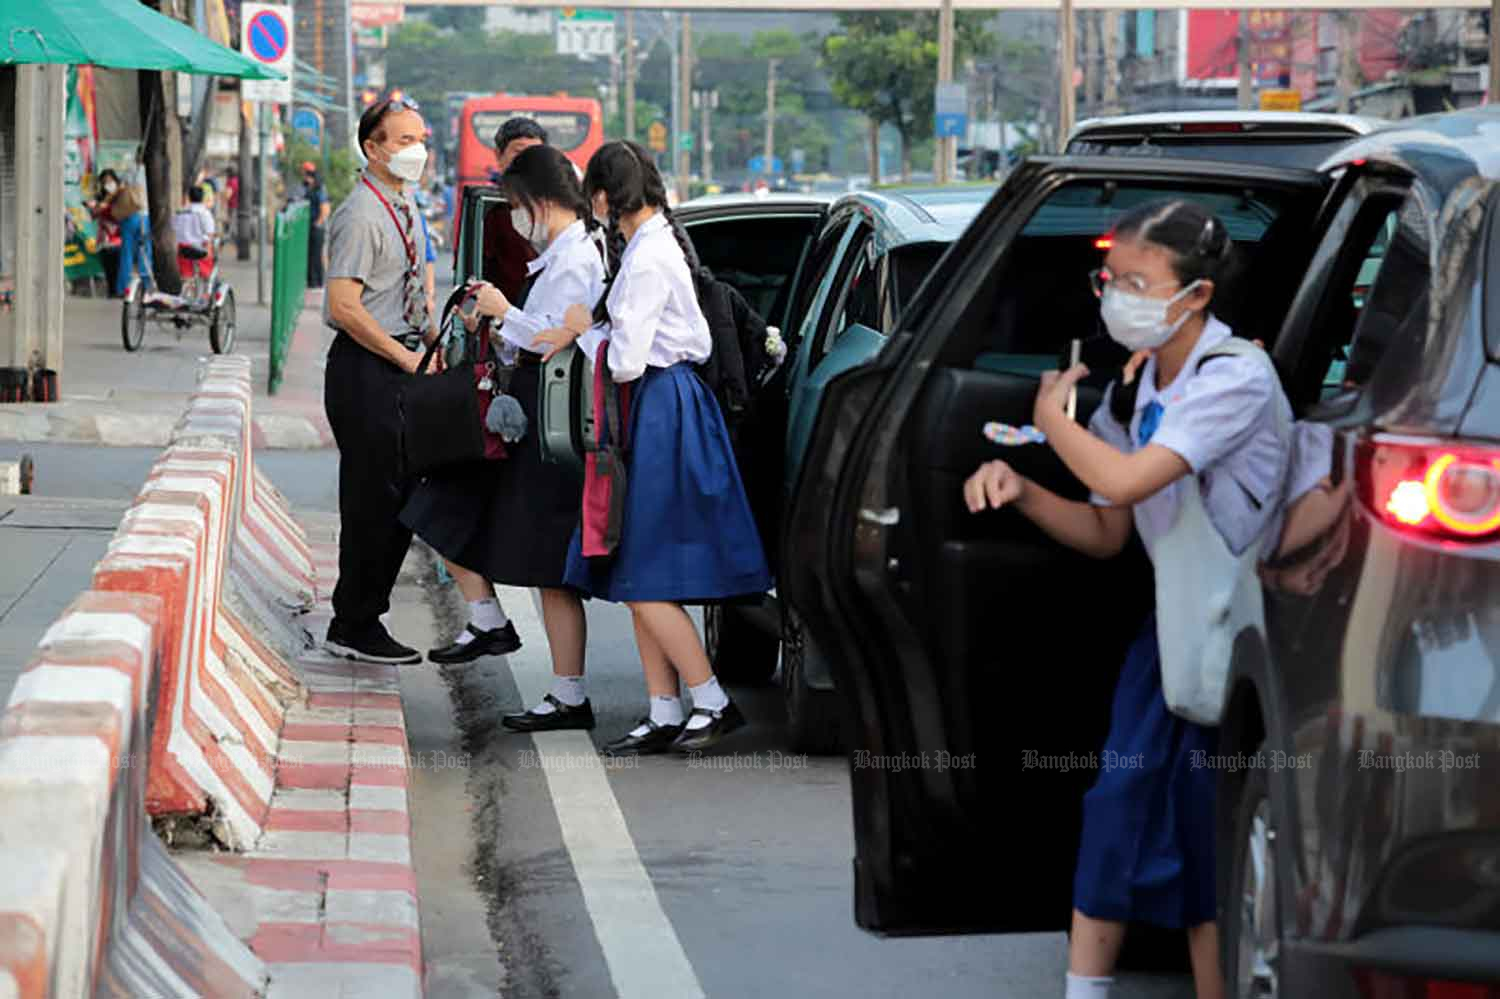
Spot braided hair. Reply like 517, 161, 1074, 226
1111, 198, 1236, 288
582, 140, 700, 324
500, 144, 601, 245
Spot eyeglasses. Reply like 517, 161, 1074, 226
1088, 267, 1181, 300
360, 94, 421, 144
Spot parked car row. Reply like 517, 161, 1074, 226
779, 107, 1500, 996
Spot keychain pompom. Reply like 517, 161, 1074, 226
983, 422, 1046, 446
486, 394, 528, 443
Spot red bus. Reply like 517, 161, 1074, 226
455, 93, 604, 221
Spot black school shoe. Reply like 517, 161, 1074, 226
502, 694, 596, 732
428, 622, 523, 664
325, 619, 422, 665
670, 702, 747, 754
602, 718, 686, 756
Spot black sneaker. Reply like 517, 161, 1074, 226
324, 619, 422, 665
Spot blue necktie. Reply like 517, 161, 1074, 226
1137, 400, 1164, 446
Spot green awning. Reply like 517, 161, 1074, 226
2, 0, 284, 79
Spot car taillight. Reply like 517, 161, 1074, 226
1355, 968, 1500, 998
1356, 436, 1500, 542
1179, 121, 1252, 134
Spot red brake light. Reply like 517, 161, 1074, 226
1180, 121, 1250, 134
1094, 236, 1113, 250
1356, 437, 1500, 541
1354, 968, 1500, 999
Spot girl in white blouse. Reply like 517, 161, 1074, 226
534, 140, 771, 756
401, 146, 606, 740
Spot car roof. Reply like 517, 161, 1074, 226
1070, 110, 1384, 140
675, 192, 832, 216
832, 185, 995, 249
1316, 106, 1500, 194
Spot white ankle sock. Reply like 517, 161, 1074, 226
629, 695, 684, 737
685, 677, 729, 730
456, 598, 508, 645
1064, 972, 1114, 999
531, 675, 587, 714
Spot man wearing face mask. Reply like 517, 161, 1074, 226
320, 95, 437, 665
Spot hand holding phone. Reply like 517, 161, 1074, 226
1065, 338, 1081, 423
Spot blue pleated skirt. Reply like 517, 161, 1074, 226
563, 363, 772, 603
1073, 613, 1219, 929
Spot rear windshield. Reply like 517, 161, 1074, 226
471, 110, 591, 152
1022, 183, 1283, 242
1065, 136, 1356, 171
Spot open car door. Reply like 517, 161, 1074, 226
782, 158, 1333, 935
454, 183, 530, 302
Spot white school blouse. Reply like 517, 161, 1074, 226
1088, 316, 1292, 556
493, 219, 607, 363
579, 213, 711, 383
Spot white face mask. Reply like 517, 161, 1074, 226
511, 205, 549, 252
1100, 280, 1202, 352
381, 142, 428, 183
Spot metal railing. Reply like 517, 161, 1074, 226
268, 202, 309, 395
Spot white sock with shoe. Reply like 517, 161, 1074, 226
528, 675, 587, 715
628, 695, 685, 737
455, 598, 509, 646
685, 676, 729, 730
1064, 972, 1114, 999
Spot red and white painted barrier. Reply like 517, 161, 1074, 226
1, 358, 427, 995
0, 591, 267, 997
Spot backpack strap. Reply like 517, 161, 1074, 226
1105, 337, 1261, 432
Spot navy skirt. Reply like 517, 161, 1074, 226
1073, 613, 1219, 929
564, 363, 771, 603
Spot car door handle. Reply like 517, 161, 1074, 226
858, 507, 900, 526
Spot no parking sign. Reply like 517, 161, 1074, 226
241, 3, 293, 104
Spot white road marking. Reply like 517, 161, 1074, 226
498, 586, 706, 999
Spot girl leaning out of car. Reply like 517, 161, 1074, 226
962, 198, 1292, 999
532, 140, 772, 756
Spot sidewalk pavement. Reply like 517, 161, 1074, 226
0, 256, 337, 448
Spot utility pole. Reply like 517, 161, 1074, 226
1238, 11, 1254, 109
624, 10, 636, 139
678, 13, 692, 202
1337, 13, 1360, 113
1489, 0, 1500, 103
1084, 12, 1100, 109
667, 14, 680, 184
937, 0, 955, 185
764, 57, 780, 184
1058, 0, 1076, 152
236, 96, 252, 261
1102, 12, 1118, 108
696, 89, 716, 183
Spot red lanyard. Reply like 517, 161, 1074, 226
362, 176, 416, 269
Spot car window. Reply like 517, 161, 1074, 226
964, 176, 1314, 389
891, 242, 947, 319
1343, 195, 1432, 389
812, 228, 876, 366
791, 216, 857, 349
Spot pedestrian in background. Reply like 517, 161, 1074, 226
95, 168, 149, 297
320, 94, 437, 665
533, 141, 769, 756
303, 162, 331, 288
963, 200, 1293, 999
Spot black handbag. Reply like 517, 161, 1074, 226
399, 285, 510, 477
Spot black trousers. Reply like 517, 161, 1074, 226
324, 332, 412, 629
307, 225, 326, 288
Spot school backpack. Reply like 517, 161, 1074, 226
691, 265, 773, 434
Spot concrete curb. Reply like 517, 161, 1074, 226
0, 358, 428, 996
0, 403, 335, 450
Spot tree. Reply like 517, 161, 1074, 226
138, 0, 185, 293
821, 12, 991, 181
424, 5, 486, 34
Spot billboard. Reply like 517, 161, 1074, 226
1178, 10, 1293, 89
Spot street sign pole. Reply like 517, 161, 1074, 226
937, 0, 954, 184
257, 102, 270, 306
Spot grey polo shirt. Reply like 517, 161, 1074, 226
322, 170, 427, 336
